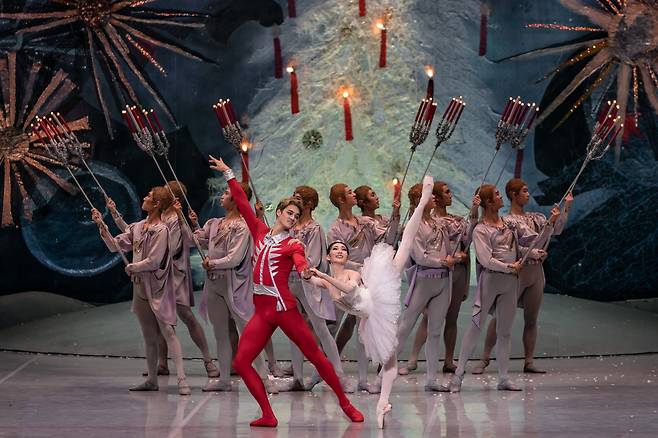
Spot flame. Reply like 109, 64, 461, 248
343, 91, 349, 98
286, 66, 294, 73
425, 66, 434, 78
392, 177, 399, 185
240, 142, 249, 152
376, 21, 385, 30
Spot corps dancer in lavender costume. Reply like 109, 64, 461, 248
395, 183, 456, 391
93, 187, 190, 395
193, 182, 271, 392
472, 178, 571, 375
449, 184, 558, 392
326, 183, 397, 393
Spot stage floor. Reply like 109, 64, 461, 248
1, 351, 657, 437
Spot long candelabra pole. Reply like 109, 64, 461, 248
123, 105, 207, 259
519, 105, 622, 264
33, 116, 130, 266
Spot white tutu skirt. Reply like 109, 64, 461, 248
353, 243, 402, 365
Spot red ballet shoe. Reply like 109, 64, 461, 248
341, 403, 364, 422
250, 415, 278, 427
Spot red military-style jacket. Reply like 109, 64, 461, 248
226, 172, 308, 311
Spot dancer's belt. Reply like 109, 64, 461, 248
207, 270, 228, 280
482, 268, 518, 277
525, 259, 542, 266
416, 266, 450, 279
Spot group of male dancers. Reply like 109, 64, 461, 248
90, 154, 572, 428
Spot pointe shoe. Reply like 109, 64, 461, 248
142, 364, 169, 377
376, 403, 392, 429
398, 361, 417, 375
178, 377, 192, 396
340, 376, 355, 394
449, 373, 463, 393
202, 379, 232, 392
341, 403, 365, 423
250, 416, 278, 427
204, 360, 220, 378
129, 381, 159, 391
471, 359, 490, 375
497, 378, 522, 391
523, 363, 547, 374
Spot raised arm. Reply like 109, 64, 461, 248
106, 197, 129, 232
92, 208, 133, 253
393, 175, 434, 272
209, 155, 268, 239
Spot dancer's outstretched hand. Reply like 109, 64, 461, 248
548, 205, 560, 225
91, 208, 104, 227
106, 197, 117, 212
419, 175, 434, 206
209, 155, 229, 172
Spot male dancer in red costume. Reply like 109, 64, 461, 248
209, 156, 363, 427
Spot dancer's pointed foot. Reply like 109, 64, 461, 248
204, 360, 220, 378
250, 415, 278, 427
129, 380, 159, 391
177, 377, 191, 396
376, 403, 392, 429
471, 359, 490, 375
202, 379, 232, 392
341, 403, 364, 423
497, 378, 522, 391
523, 363, 546, 374
449, 373, 463, 393
398, 361, 417, 375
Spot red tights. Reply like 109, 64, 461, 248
233, 296, 357, 426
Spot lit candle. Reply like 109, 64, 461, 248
377, 21, 386, 68
359, 0, 366, 17
442, 98, 455, 121
56, 113, 72, 133
288, 0, 296, 18
343, 91, 353, 141
240, 141, 250, 183
150, 109, 163, 132
287, 66, 299, 114
212, 104, 225, 128
501, 97, 513, 122
479, 3, 490, 56
220, 100, 231, 126
425, 67, 434, 100
226, 99, 237, 124
524, 106, 539, 130
506, 97, 520, 124
393, 177, 401, 201
415, 98, 428, 124
143, 109, 156, 133
447, 97, 461, 122
453, 100, 466, 125
273, 26, 283, 79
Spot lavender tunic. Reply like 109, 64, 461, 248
101, 220, 177, 326
289, 220, 335, 320
195, 217, 254, 322
327, 215, 395, 266
163, 214, 195, 307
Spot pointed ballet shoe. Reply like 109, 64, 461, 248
341, 403, 364, 423
204, 360, 220, 378
250, 415, 278, 427
471, 359, 490, 375
442, 363, 457, 374
340, 376, 355, 394
278, 378, 307, 392
524, 363, 547, 374
376, 403, 392, 429
177, 377, 191, 396
449, 373, 463, 393
142, 364, 169, 377
129, 381, 159, 391
497, 378, 522, 391
398, 361, 417, 375
202, 379, 232, 392
424, 380, 449, 392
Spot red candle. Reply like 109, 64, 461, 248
425, 67, 434, 100
453, 100, 466, 125
359, 0, 366, 16
125, 106, 139, 132
150, 109, 163, 132
131, 106, 145, 129
212, 105, 225, 128
515, 103, 529, 126
343, 91, 353, 141
287, 67, 299, 114
479, 3, 490, 57
424, 101, 437, 124
506, 98, 520, 124
447, 97, 461, 122
220, 101, 231, 126
525, 106, 539, 130
273, 27, 283, 79
609, 123, 624, 145
501, 97, 513, 122
288, 0, 296, 18
226, 99, 237, 123
56, 113, 72, 133
143, 109, 156, 133
240, 142, 250, 183
415, 98, 428, 123
122, 110, 135, 132
442, 98, 455, 121
377, 22, 386, 68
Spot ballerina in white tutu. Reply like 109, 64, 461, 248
307, 175, 434, 428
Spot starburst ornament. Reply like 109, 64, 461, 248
0, 0, 209, 137
505, 0, 658, 162
0, 53, 90, 228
